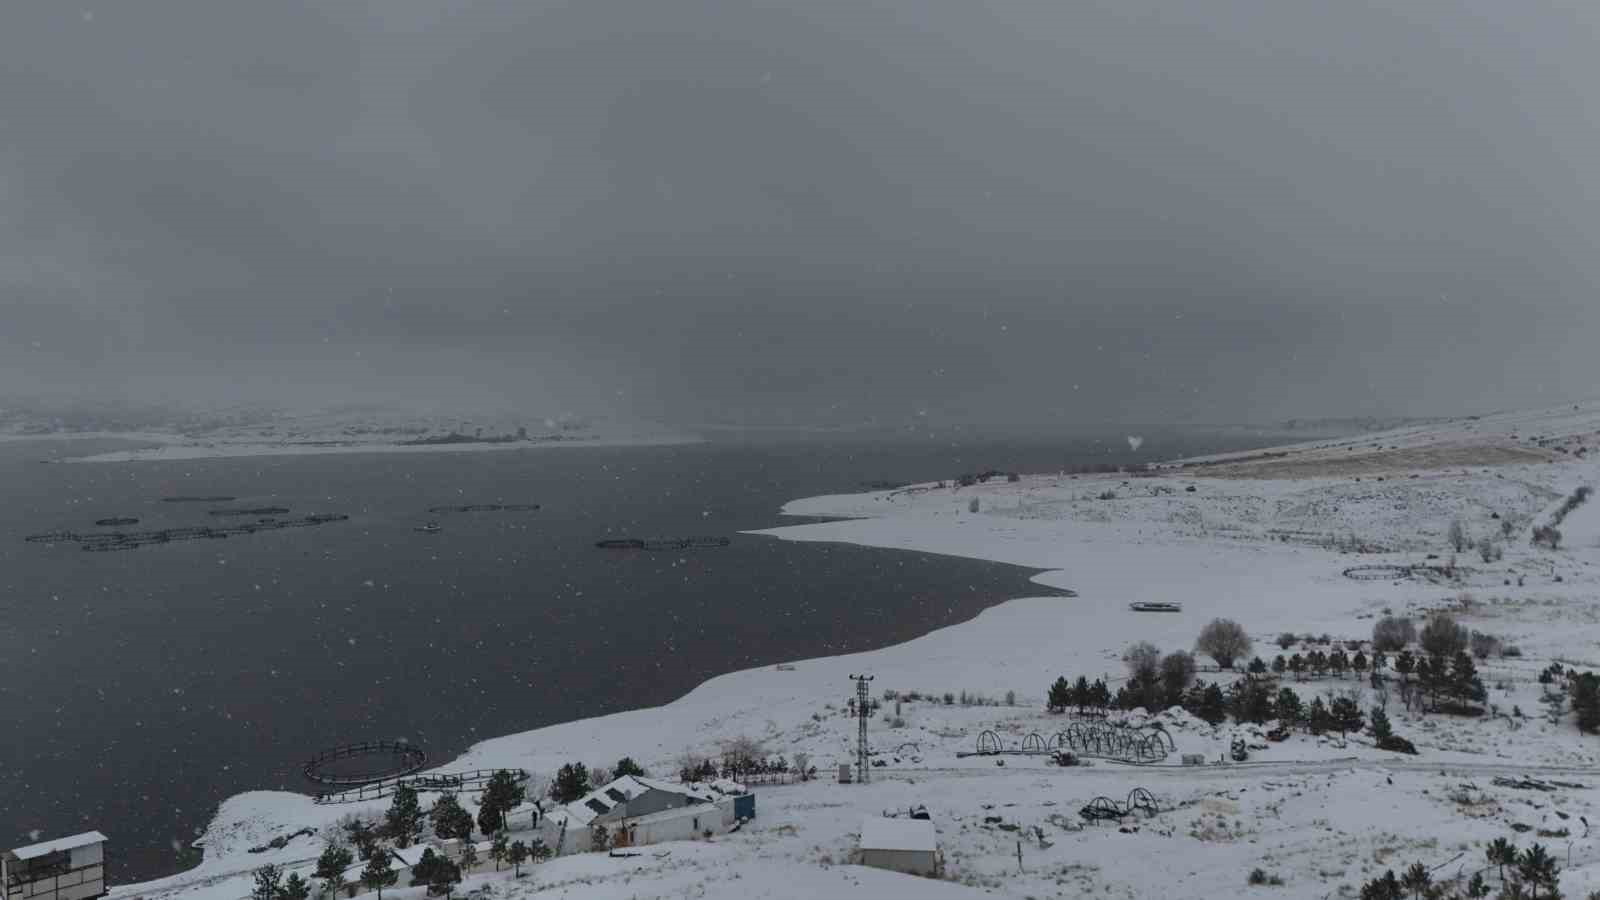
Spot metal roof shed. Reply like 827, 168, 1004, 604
857, 817, 939, 877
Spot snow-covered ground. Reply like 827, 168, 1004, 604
108, 401, 1600, 900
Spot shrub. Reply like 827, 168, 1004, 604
1502, 645, 1523, 658
1196, 619, 1252, 669
1276, 632, 1298, 650
1247, 868, 1283, 886
1532, 525, 1563, 549
1470, 631, 1502, 660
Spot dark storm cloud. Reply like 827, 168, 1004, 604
3, 0, 1597, 423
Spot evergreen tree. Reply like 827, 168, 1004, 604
429, 794, 474, 842
1352, 651, 1368, 676
1192, 682, 1226, 725
385, 786, 424, 848
1288, 654, 1305, 680
1247, 656, 1268, 677
1450, 652, 1487, 709
1359, 869, 1402, 900
1415, 657, 1437, 711
314, 844, 353, 900
479, 771, 528, 835
508, 841, 529, 878
1395, 650, 1414, 683
1272, 655, 1287, 676
1465, 871, 1490, 898
1572, 671, 1600, 733
1517, 843, 1558, 899
1307, 696, 1331, 735
251, 865, 283, 900
458, 841, 479, 873
408, 849, 443, 888
1047, 676, 1071, 713
1399, 862, 1430, 900
1308, 650, 1328, 678
1229, 677, 1275, 724
489, 831, 508, 871
1276, 687, 1303, 728
426, 859, 461, 899
1486, 838, 1517, 886
1073, 676, 1092, 714
1329, 695, 1364, 738
1329, 649, 1348, 679
281, 875, 310, 900
344, 820, 378, 862
1370, 706, 1393, 741
361, 850, 397, 900
1089, 679, 1111, 713
548, 763, 591, 805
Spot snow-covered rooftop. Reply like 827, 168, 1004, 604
8, 832, 107, 861
859, 817, 936, 853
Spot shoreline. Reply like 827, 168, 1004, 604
27, 432, 704, 463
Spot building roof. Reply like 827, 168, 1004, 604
8, 832, 107, 861
560, 776, 712, 827
859, 817, 937, 853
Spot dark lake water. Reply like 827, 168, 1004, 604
0, 427, 1279, 880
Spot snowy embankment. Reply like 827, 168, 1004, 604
116, 401, 1600, 900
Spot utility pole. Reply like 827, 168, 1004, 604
849, 674, 874, 784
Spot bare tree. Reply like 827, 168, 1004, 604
1123, 641, 1161, 684
1371, 616, 1416, 652
1195, 619, 1252, 669
1447, 519, 1468, 552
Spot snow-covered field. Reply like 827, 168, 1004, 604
110, 401, 1600, 900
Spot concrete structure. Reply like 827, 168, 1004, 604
858, 817, 939, 877
3, 833, 107, 900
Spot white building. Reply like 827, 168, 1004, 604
3, 833, 108, 900
538, 776, 750, 855
857, 817, 939, 877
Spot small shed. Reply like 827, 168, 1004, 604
858, 817, 938, 877
3, 832, 108, 900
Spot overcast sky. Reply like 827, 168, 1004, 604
3, 0, 1597, 425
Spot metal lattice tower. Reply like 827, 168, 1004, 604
849, 673, 874, 783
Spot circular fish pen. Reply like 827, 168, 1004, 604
303, 741, 428, 787
1342, 564, 1413, 581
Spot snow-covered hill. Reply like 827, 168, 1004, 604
108, 400, 1600, 900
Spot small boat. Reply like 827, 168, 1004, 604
1128, 601, 1183, 613
414, 522, 442, 534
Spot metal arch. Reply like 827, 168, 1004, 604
1021, 733, 1046, 753
895, 742, 922, 755
976, 730, 1004, 755
1057, 720, 1172, 763
1079, 787, 1160, 823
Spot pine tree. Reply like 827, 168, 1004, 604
1090, 679, 1111, 713
1247, 657, 1268, 677
385, 786, 424, 848
281, 874, 310, 900
314, 844, 353, 900
1047, 677, 1071, 713
251, 865, 283, 900
426, 858, 460, 900
548, 763, 591, 805
1571, 672, 1600, 733
508, 841, 529, 877
1308, 696, 1331, 735
1308, 650, 1328, 678
1486, 837, 1518, 886
1272, 655, 1287, 676
1276, 687, 1303, 728
479, 771, 527, 835
489, 831, 508, 871
1370, 706, 1393, 741
362, 849, 397, 900
1330, 695, 1364, 737
1073, 676, 1092, 714
1465, 871, 1490, 898
1451, 652, 1487, 709
1399, 862, 1430, 900
1353, 651, 1368, 676
1359, 869, 1403, 900
1517, 843, 1558, 900
1329, 649, 1348, 679
1195, 682, 1227, 725
1289, 654, 1305, 680
1395, 650, 1414, 683
429, 794, 474, 842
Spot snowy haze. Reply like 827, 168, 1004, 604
3, 0, 1599, 425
